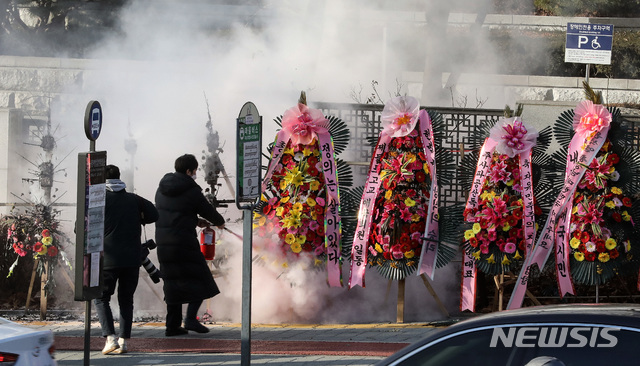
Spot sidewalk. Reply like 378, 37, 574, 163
19, 320, 452, 365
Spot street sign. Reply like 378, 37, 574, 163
84, 101, 103, 141
74, 150, 106, 301
236, 102, 262, 208
565, 22, 614, 65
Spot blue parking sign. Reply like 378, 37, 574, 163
565, 23, 614, 65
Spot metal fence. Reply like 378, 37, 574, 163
314, 102, 504, 207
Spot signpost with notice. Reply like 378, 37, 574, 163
235, 101, 262, 366
565, 22, 614, 82
75, 100, 106, 366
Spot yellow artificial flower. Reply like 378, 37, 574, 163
472, 223, 481, 234
502, 224, 511, 232
281, 196, 290, 204
375, 243, 383, 253
296, 235, 307, 245
605, 201, 616, 209
506, 179, 514, 187
307, 197, 316, 207
291, 174, 304, 187
258, 216, 267, 226
405, 250, 415, 259
574, 252, 585, 261
315, 258, 324, 266
412, 214, 422, 222
473, 251, 481, 260
302, 147, 313, 156
486, 254, 496, 264
275, 207, 285, 217
605, 238, 617, 250
570, 237, 581, 249
623, 211, 631, 221
42, 236, 53, 245
285, 233, 296, 245
385, 190, 393, 200
284, 147, 295, 155
37, 246, 48, 256
309, 180, 320, 190
279, 179, 287, 190
571, 206, 578, 214
598, 252, 610, 263
513, 250, 522, 260
464, 230, 476, 240
291, 242, 302, 253
625, 240, 632, 252
292, 202, 304, 212
501, 256, 511, 265
480, 191, 496, 201
611, 187, 622, 195
423, 162, 430, 174
404, 197, 416, 207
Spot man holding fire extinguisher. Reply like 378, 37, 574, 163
155, 154, 226, 336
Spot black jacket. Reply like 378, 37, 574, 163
104, 184, 159, 269
155, 172, 225, 304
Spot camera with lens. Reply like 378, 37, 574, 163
140, 239, 161, 283
142, 238, 156, 251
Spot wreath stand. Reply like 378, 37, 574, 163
492, 271, 541, 311
386, 275, 449, 323
25, 258, 74, 320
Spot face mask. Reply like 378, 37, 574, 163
191, 174, 197, 180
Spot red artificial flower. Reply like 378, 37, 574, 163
415, 171, 426, 183
580, 232, 590, 243
610, 248, 620, 259
623, 197, 632, 207
33, 242, 43, 253
48, 246, 59, 257
469, 237, 478, 248
399, 233, 411, 246
263, 205, 272, 215
41, 229, 51, 237
307, 166, 319, 177
606, 153, 619, 164
314, 205, 324, 215
585, 252, 596, 262
302, 244, 313, 252
596, 240, 606, 253
612, 212, 622, 222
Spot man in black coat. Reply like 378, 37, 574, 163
155, 154, 226, 336
95, 164, 159, 354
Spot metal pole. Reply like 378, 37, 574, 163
84, 301, 91, 366
241, 209, 253, 365
585, 63, 590, 84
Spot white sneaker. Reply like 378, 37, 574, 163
102, 335, 119, 355
113, 337, 128, 354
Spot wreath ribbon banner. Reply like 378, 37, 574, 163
417, 110, 440, 279
349, 110, 439, 288
508, 127, 609, 310
261, 104, 342, 287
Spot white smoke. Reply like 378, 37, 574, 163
44, 0, 506, 323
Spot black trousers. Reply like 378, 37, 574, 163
94, 266, 140, 338
166, 300, 203, 329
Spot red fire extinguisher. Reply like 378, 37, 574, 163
200, 226, 216, 260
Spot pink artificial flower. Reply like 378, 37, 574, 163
480, 243, 490, 254
281, 103, 329, 145
400, 208, 412, 222
381, 96, 420, 138
316, 197, 325, 206
489, 117, 538, 158
411, 231, 422, 241
369, 246, 378, 256
504, 242, 517, 254
573, 100, 612, 139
